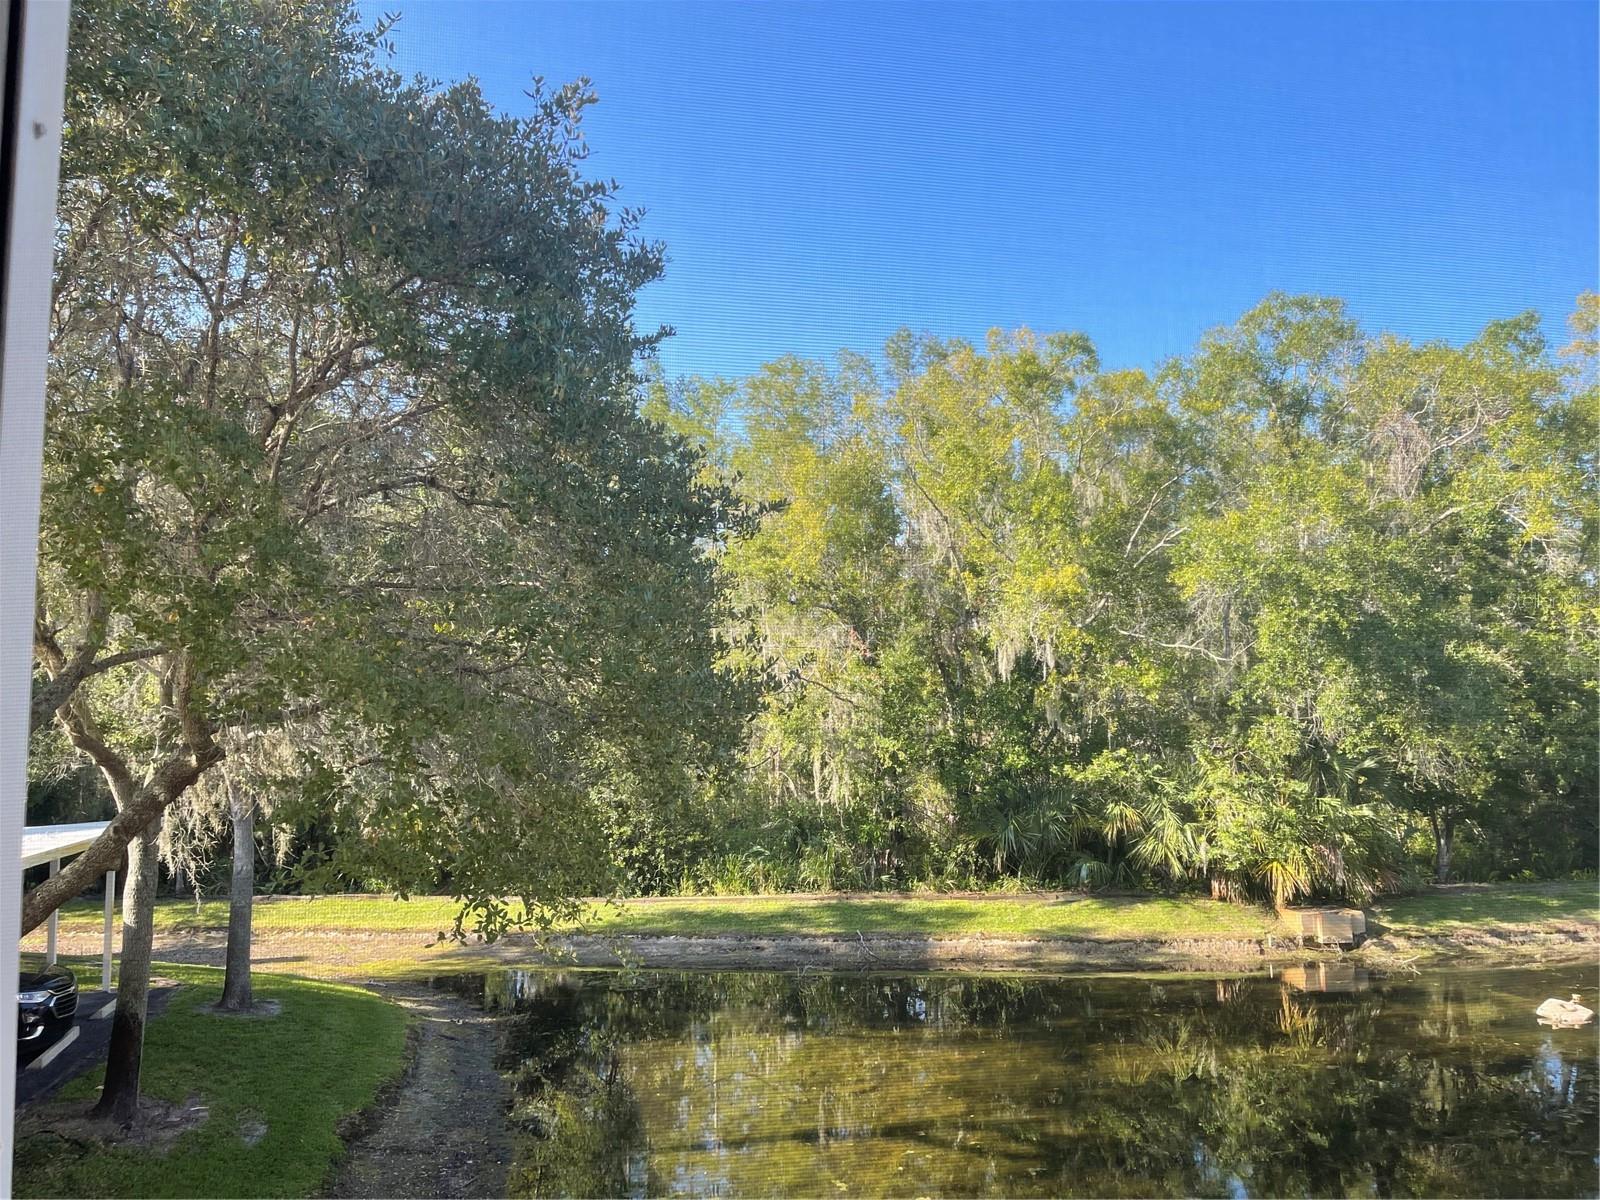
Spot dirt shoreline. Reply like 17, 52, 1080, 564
324, 982, 511, 1200
496, 925, 1599, 974
33, 921, 1598, 978
491, 931, 1286, 972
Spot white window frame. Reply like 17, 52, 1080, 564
0, 0, 72, 1187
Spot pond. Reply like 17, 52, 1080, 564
432, 963, 1599, 1198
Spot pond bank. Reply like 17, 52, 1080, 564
1355, 926, 1600, 970
492, 931, 1283, 972
489, 923, 1597, 974
325, 982, 511, 1200
27, 882, 1596, 980
31, 920, 1598, 981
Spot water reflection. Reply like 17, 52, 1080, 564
1275, 962, 1370, 994
431, 965, 1600, 1198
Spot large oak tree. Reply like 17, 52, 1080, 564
33, 0, 746, 1122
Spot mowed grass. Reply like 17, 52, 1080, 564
1371, 881, 1599, 936
12, 964, 409, 1199
31, 881, 1597, 949
585, 893, 1277, 940
39, 891, 1277, 941
40, 893, 467, 937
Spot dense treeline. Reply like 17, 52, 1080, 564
639, 296, 1598, 903
37, 295, 1595, 910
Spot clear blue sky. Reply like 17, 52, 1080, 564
369, 1, 1599, 380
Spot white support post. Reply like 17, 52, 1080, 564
102, 867, 115, 991
0, 3, 75, 1191
45, 856, 58, 964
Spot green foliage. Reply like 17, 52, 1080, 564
36, 0, 754, 936
656, 295, 1597, 902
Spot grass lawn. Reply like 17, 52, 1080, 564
39, 890, 1278, 942
29, 881, 1597, 952
12, 964, 409, 1199
585, 893, 1278, 939
1371, 881, 1599, 936
41, 893, 468, 937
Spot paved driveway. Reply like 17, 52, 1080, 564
16, 985, 178, 1107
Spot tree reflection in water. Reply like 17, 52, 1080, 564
429, 965, 1599, 1198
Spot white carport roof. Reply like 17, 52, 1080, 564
21, 821, 116, 992
22, 821, 109, 869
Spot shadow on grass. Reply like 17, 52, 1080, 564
1376, 882, 1598, 931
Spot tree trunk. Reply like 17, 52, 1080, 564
218, 789, 255, 1012
94, 818, 160, 1125
1434, 816, 1455, 883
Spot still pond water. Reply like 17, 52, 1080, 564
434, 964, 1599, 1198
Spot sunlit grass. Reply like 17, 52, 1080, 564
584, 893, 1277, 939
37, 893, 467, 937
37, 891, 1277, 942
12, 963, 409, 1198
29, 882, 1596, 952
1371, 881, 1599, 935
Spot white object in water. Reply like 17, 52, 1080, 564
1535, 995, 1595, 1028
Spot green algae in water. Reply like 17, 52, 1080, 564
434, 965, 1599, 1198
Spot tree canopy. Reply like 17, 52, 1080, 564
647, 294, 1597, 902
29, 0, 749, 938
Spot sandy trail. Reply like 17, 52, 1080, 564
324, 982, 512, 1200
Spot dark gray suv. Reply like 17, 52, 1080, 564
18, 964, 78, 1054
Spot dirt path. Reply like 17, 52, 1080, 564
497, 931, 1287, 971
325, 983, 512, 1200
33, 916, 1600, 980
